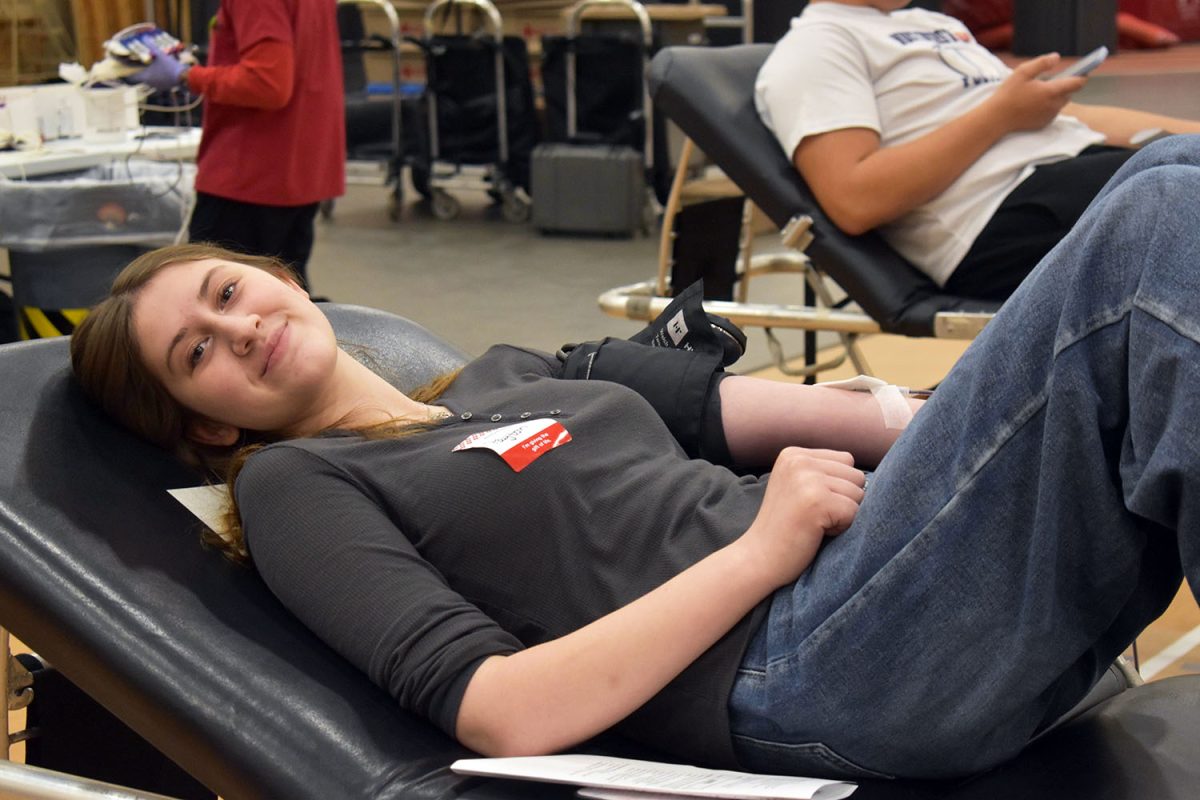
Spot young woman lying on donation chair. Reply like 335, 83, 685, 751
70, 136, 1200, 782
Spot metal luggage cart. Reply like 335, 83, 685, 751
328, 0, 407, 221
539, 0, 660, 235
417, 0, 533, 222
565, 0, 655, 175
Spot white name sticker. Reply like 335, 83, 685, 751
453, 418, 572, 472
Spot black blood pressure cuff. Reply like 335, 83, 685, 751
557, 282, 743, 463
625, 281, 746, 367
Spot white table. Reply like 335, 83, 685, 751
0, 126, 201, 179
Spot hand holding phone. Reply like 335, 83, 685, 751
1045, 46, 1109, 80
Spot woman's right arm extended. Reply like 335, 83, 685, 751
455, 446, 865, 757
796, 54, 1085, 235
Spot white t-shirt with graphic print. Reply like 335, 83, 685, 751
755, 3, 1104, 286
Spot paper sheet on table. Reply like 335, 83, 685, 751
451, 755, 856, 800
167, 484, 227, 531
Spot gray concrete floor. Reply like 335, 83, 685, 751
309, 182, 653, 359
309, 177, 817, 372
1077, 71, 1200, 120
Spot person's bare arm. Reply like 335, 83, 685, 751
455, 447, 864, 757
718, 376, 924, 469
796, 53, 1085, 235
1061, 102, 1200, 147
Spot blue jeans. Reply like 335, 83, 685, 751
728, 135, 1200, 781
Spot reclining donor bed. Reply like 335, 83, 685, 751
1, 303, 1198, 799
600, 44, 1003, 377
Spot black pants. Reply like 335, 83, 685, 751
945, 145, 1136, 301
188, 192, 321, 289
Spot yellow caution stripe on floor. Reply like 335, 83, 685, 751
19, 307, 90, 339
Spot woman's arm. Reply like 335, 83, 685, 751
718, 376, 924, 469
455, 447, 865, 757
1061, 102, 1200, 147
796, 54, 1084, 235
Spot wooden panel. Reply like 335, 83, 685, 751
69, 0, 141, 70
1, 0, 74, 85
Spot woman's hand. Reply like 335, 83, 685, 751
738, 447, 865, 590
983, 53, 1086, 134
457, 448, 863, 757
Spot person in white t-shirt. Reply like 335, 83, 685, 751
755, 0, 1200, 299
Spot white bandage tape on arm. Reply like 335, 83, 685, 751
817, 375, 915, 430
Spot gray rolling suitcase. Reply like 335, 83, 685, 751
532, 143, 645, 235
531, 0, 655, 236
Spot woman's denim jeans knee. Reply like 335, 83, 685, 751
728, 135, 1200, 781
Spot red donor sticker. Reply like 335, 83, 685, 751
453, 418, 572, 472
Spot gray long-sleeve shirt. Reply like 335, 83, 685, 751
239, 344, 770, 767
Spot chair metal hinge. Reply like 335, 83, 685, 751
781, 214, 814, 252
7, 654, 32, 712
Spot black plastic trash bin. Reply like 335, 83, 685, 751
9, 245, 153, 338
0, 161, 195, 339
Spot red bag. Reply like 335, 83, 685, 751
943, 0, 1182, 49
1119, 0, 1200, 42
941, 0, 1012, 34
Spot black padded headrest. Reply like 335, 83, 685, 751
323, 303, 470, 391
646, 46, 1001, 336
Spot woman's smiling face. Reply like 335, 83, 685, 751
132, 258, 341, 444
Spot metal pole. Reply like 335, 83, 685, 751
1, 628, 9, 760
9, 3, 18, 85
565, 0, 654, 164
339, 0, 405, 180
0, 760, 185, 800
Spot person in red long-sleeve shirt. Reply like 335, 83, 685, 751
135, 0, 345, 290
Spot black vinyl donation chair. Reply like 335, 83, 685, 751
1, 306, 1198, 799
600, 45, 1002, 376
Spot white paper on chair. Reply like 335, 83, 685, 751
167, 484, 227, 531
451, 755, 856, 800
578, 791, 852, 800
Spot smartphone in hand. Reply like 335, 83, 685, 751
1045, 46, 1109, 80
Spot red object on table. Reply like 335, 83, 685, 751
1118, 0, 1196, 42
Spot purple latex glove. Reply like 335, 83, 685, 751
130, 46, 187, 91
